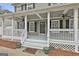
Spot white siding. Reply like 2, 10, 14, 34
35, 3, 48, 9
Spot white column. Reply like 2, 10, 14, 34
21, 15, 27, 44
74, 8, 78, 52
2, 17, 4, 39
25, 15, 27, 38
12, 17, 14, 40
47, 12, 50, 47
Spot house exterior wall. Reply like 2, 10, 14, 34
12, 3, 64, 12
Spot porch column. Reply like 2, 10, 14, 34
21, 15, 27, 43
12, 17, 14, 40
74, 8, 78, 52
25, 15, 27, 38
47, 12, 50, 47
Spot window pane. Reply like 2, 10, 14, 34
29, 21, 35, 32
51, 20, 59, 29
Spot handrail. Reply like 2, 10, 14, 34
50, 29, 74, 31
21, 30, 27, 44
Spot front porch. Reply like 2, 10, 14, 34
0, 4, 79, 52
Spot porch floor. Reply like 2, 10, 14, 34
27, 35, 47, 40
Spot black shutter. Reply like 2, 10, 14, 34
27, 22, 29, 32
15, 6, 16, 12
21, 5, 23, 11
48, 3, 51, 6
25, 4, 27, 10
33, 3, 35, 9
60, 20, 63, 29
50, 20, 51, 29
66, 20, 69, 29
35, 21, 37, 32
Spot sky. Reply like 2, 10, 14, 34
0, 3, 13, 12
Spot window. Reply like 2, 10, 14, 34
51, 20, 60, 29
16, 6, 21, 11
29, 21, 36, 32
22, 4, 27, 10
69, 19, 74, 29
28, 3, 35, 10
48, 3, 51, 6
28, 21, 37, 32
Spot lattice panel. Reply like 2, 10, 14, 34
49, 43, 75, 51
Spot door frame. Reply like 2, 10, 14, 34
39, 21, 46, 35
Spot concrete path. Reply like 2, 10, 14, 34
0, 46, 46, 56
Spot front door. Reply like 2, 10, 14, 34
40, 21, 46, 35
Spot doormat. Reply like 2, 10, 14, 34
23, 48, 38, 54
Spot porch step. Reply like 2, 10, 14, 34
22, 39, 47, 49
25, 39, 47, 44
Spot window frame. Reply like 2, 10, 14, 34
29, 21, 35, 32
51, 20, 60, 29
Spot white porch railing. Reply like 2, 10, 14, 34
3, 28, 12, 36
50, 29, 75, 41
3, 29, 26, 42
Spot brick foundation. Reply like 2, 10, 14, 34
0, 39, 20, 49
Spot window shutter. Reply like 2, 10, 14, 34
50, 20, 51, 29
25, 4, 27, 10
27, 22, 29, 32
66, 20, 69, 29
33, 3, 35, 9
60, 20, 63, 29
15, 6, 16, 12
21, 5, 23, 11
35, 21, 37, 32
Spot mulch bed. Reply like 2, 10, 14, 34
23, 48, 38, 54
48, 48, 79, 56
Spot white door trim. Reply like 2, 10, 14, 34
39, 21, 46, 35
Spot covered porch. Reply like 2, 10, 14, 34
0, 4, 79, 51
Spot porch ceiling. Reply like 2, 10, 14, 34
27, 13, 47, 20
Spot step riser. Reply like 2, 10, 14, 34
22, 44, 43, 49
22, 42, 47, 49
